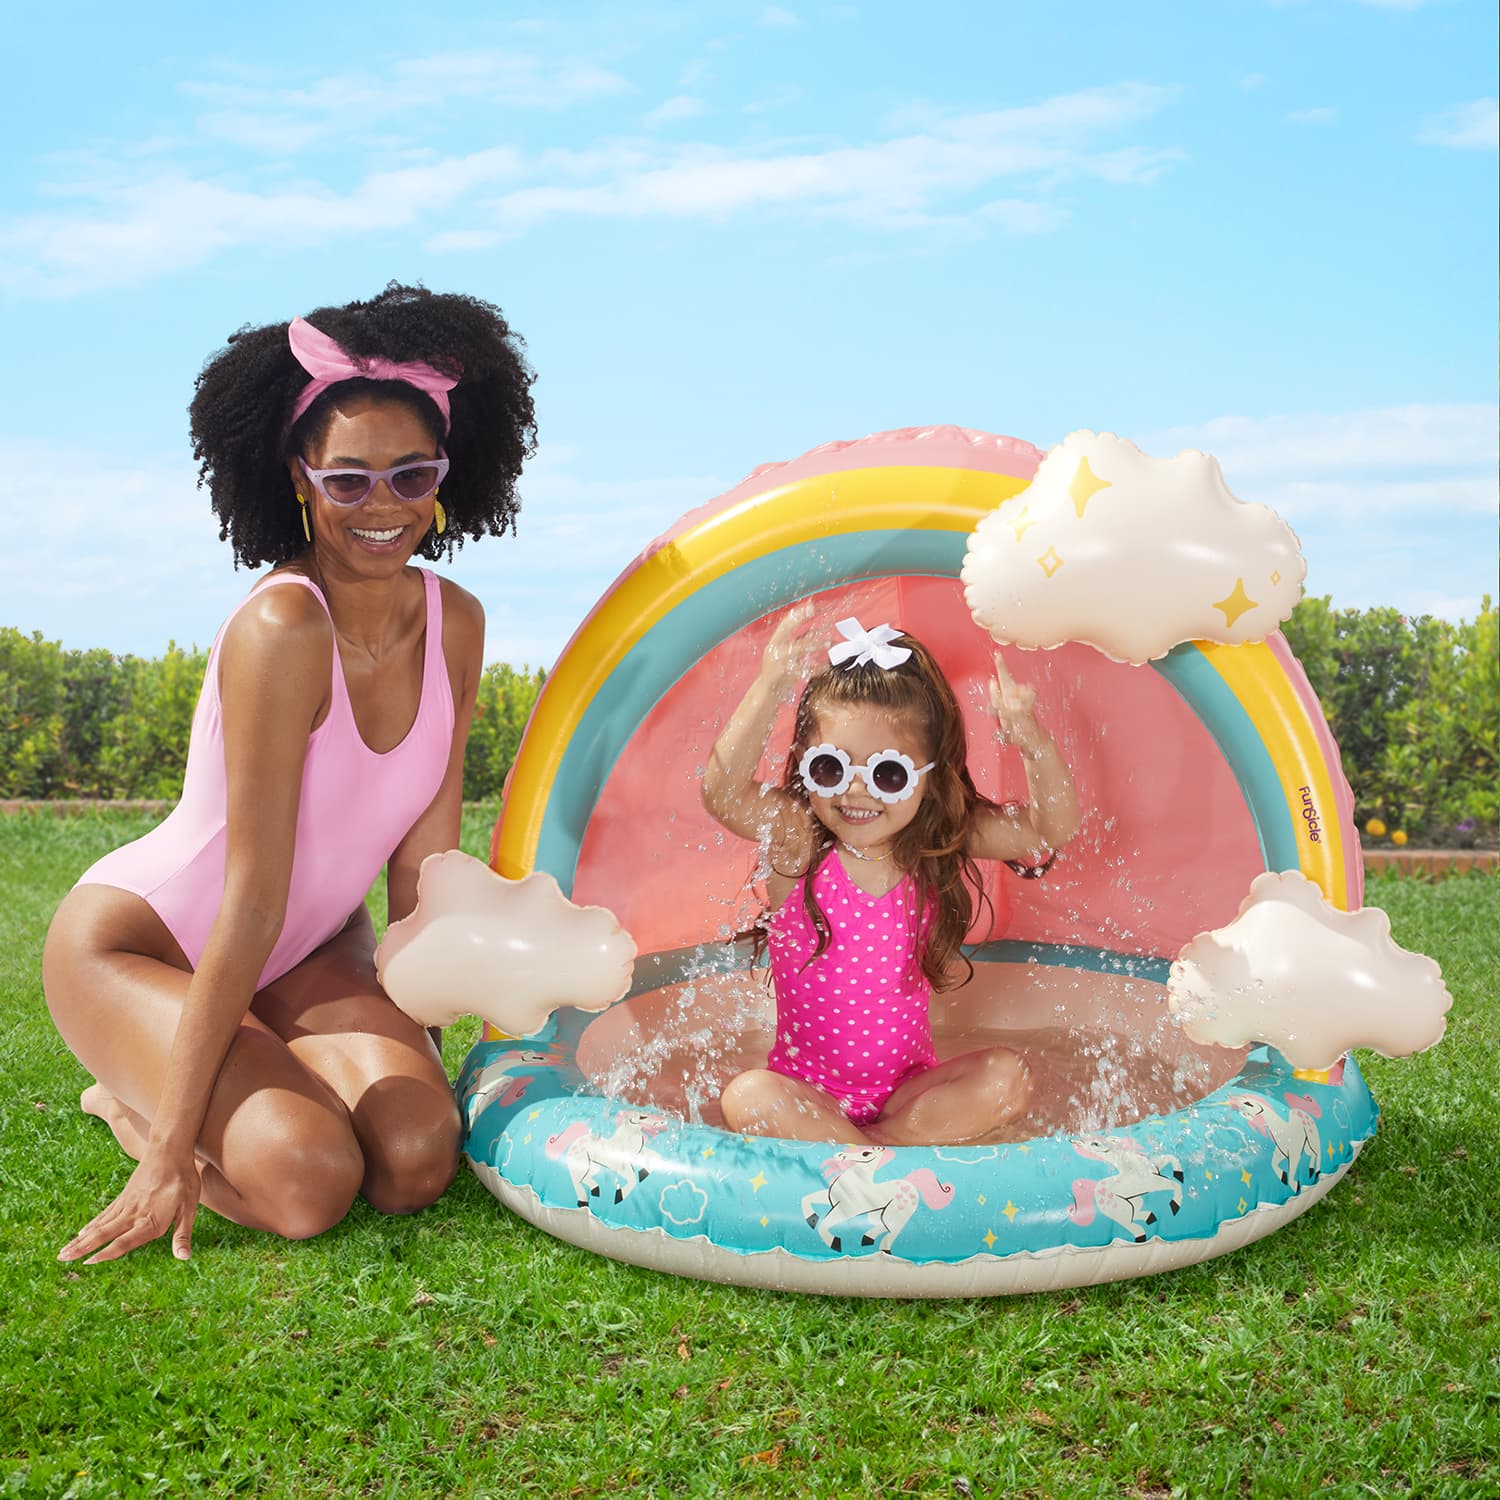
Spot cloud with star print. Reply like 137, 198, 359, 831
962, 430, 1305, 664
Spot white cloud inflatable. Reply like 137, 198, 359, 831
375, 850, 637, 1035
1167, 871, 1453, 1070
962, 430, 1306, 664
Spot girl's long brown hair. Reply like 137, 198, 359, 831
773, 632, 1001, 993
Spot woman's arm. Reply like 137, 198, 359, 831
60, 586, 331, 1263
967, 650, 1082, 866
700, 605, 820, 851
386, 582, 485, 925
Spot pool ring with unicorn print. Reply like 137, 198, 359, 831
457, 426, 1379, 1296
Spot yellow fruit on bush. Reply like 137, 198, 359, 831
1392, 829, 1408, 846
1365, 818, 1387, 837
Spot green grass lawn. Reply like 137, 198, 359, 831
2, 809, 1496, 1499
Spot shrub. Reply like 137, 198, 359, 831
59, 647, 135, 797
464, 662, 546, 801
1284, 596, 1497, 844
1381, 597, 1497, 841
97, 647, 208, 800
0, 628, 66, 797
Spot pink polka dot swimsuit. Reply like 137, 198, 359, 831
766, 850, 938, 1124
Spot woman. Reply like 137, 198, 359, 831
44, 283, 536, 1263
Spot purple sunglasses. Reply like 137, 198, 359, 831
299, 452, 449, 507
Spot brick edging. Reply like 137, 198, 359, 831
1362, 848, 1497, 877
0, 800, 172, 815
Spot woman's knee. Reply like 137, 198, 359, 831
231, 1102, 366, 1241
40, 894, 89, 1030
357, 1088, 462, 1217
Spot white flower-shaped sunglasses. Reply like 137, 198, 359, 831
797, 743, 935, 805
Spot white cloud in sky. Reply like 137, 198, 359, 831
476, 85, 1183, 235
185, 51, 632, 151
645, 95, 708, 127
759, 5, 802, 27
195, 112, 328, 155
1137, 405, 1497, 623
1240, 73, 1266, 91
1142, 405, 1495, 492
1417, 98, 1499, 150
975, 198, 1068, 234
2, 74, 1183, 293
1, 148, 525, 296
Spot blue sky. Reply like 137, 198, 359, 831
3, 0, 1495, 668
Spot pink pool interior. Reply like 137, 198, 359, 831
565, 574, 1263, 1135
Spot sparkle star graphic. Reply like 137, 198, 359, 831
1212, 577, 1258, 629
1067, 455, 1111, 517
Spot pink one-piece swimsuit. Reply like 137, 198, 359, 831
74, 568, 454, 990
765, 851, 940, 1124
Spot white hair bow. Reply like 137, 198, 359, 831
828, 617, 912, 670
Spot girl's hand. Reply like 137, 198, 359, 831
759, 603, 823, 693
989, 650, 1048, 754
58, 1148, 202, 1265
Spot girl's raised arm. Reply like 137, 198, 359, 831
701, 604, 821, 847
968, 649, 1081, 866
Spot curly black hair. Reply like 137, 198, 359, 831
189, 282, 537, 568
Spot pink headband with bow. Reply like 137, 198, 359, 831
287, 316, 459, 431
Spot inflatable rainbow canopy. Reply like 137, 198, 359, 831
490, 424, 1358, 991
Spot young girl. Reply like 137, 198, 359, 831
701, 606, 1080, 1147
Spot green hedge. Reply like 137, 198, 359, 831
4, 599, 1496, 843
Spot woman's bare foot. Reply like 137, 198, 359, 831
80, 1083, 151, 1162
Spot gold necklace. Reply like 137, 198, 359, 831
839, 839, 893, 863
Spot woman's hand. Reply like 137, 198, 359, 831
759, 603, 824, 695
988, 650, 1048, 755
59, 1148, 202, 1264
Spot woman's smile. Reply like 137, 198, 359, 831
349, 523, 409, 552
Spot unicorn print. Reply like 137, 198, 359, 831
545, 1110, 673, 1209
1224, 1092, 1322, 1191
1068, 1135, 1184, 1244
461, 1049, 561, 1126
801, 1145, 954, 1255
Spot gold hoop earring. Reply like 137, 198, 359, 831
296, 491, 311, 543
433, 495, 446, 536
